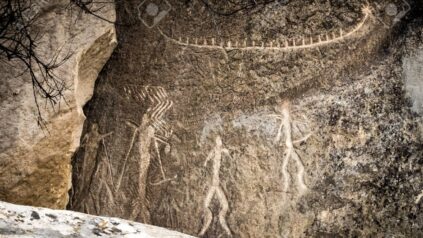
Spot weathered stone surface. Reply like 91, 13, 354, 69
0, 1, 117, 208
67, 0, 423, 237
0, 201, 194, 237
403, 48, 423, 115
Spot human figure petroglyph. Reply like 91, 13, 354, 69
267, 101, 311, 195
199, 135, 232, 237
81, 123, 113, 157
75, 123, 113, 214
158, 5, 373, 52
116, 85, 174, 190
120, 86, 174, 221
113, 86, 174, 219
80, 124, 113, 188
125, 118, 155, 221
90, 133, 116, 207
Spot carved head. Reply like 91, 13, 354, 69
216, 136, 222, 146
91, 123, 99, 132
164, 144, 171, 154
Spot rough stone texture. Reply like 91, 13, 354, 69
0, 1, 117, 208
65, 0, 421, 237
0, 201, 194, 237
403, 47, 423, 115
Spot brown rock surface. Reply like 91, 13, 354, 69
69, 1, 422, 237
0, 1, 117, 208
1, 0, 421, 237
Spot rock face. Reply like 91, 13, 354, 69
0, 201, 194, 237
403, 49, 423, 115
67, 0, 423, 237
0, 1, 117, 208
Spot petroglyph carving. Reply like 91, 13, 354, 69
123, 86, 174, 124
267, 101, 311, 195
237, 63, 245, 77
81, 124, 113, 155
80, 124, 113, 188
81, 123, 113, 152
120, 86, 175, 220
416, 190, 423, 204
115, 86, 174, 195
149, 133, 177, 186
158, 6, 373, 52
199, 136, 232, 237
72, 124, 114, 214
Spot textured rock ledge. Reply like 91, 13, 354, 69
0, 201, 194, 238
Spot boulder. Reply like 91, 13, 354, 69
0, 201, 194, 238
0, 0, 117, 208
69, 1, 423, 237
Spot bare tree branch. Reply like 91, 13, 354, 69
68, 0, 116, 23
0, 0, 76, 128
0, 0, 114, 129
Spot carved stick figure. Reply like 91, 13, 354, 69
80, 124, 113, 188
199, 136, 232, 237
116, 86, 174, 193
81, 124, 113, 155
268, 101, 311, 195
115, 86, 175, 221
74, 123, 113, 213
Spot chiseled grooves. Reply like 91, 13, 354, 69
159, 6, 373, 51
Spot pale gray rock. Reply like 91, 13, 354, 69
0, 201, 195, 238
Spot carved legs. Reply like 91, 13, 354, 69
199, 186, 215, 236
199, 186, 231, 237
281, 147, 291, 193
291, 150, 307, 194
216, 187, 231, 236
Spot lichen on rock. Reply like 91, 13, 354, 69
0, 201, 194, 238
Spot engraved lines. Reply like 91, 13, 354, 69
80, 124, 113, 192
131, 86, 175, 185
74, 123, 113, 214
199, 136, 232, 237
416, 190, 423, 204
115, 86, 174, 193
123, 86, 174, 130
159, 6, 373, 52
267, 101, 311, 195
